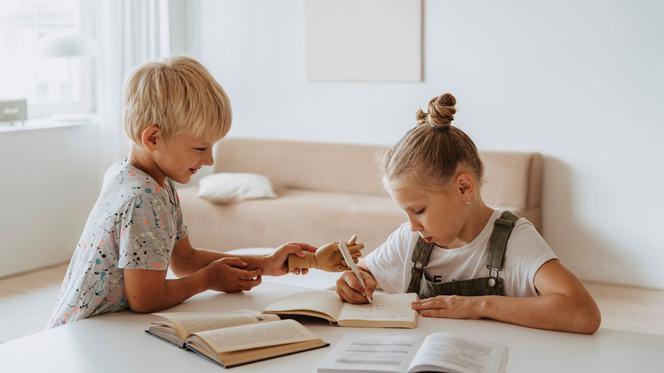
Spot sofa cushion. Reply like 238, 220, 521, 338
197, 172, 277, 204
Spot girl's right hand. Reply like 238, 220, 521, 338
336, 270, 377, 304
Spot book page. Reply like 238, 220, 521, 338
153, 310, 279, 336
193, 319, 320, 354
263, 290, 344, 321
338, 292, 418, 322
408, 332, 508, 373
317, 335, 419, 373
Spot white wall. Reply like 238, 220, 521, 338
0, 125, 101, 277
198, 0, 664, 288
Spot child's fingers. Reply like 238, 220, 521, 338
340, 286, 366, 303
336, 280, 367, 304
348, 243, 364, 252
287, 242, 317, 252
362, 273, 377, 294
232, 267, 262, 280
411, 296, 446, 310
343, 271, 367, 293
238, 276, 261, 290
280, 242, 316, 257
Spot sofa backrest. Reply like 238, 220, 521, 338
214, 137, 542, 214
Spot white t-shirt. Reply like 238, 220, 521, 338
364, 209, 557, 297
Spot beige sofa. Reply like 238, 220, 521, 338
178, 138, 542, 252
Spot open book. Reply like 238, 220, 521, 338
263, 290, 418, 328
146, 310, 328, 368
317, 333, 508, 373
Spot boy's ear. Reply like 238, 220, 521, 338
140, 125, 161, 151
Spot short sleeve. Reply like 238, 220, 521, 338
116, 197, 175, 271
503, 219, 558, 297
363, 223, 415, 293
174, 197, 188, 241
169, 180, 188, 240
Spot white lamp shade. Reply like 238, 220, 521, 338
38, 32, 99, 58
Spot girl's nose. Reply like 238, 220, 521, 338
408, 217, 423, 232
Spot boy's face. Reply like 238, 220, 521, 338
385, 177, 470, 248
152, 132, 215, 184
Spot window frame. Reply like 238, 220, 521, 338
2, 0, 98, 120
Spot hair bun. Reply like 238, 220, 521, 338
416, 92, 456, 128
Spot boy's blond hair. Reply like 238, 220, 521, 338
123, 56, 232, 144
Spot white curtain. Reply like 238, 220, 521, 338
89, 0, 172, 168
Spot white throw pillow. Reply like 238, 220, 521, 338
197, 173, 277, 204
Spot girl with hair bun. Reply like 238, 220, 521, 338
335, 93, 601, 334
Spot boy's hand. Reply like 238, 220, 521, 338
205, 257, 263, 293
411, 295, 482, 319
262, 242, 317, 276
336, 270, 377, 304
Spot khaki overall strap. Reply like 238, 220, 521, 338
406, 238, 435, 294
486, 211, 519, 274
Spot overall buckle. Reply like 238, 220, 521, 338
486, 265, 500, 288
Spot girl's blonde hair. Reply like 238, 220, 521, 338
381, 93, 483, 189
123, 56, 232, 144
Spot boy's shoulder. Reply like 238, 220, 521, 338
101, 160, 175, 207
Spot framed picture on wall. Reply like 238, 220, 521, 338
305, 0, 422, 82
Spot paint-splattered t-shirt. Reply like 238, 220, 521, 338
47, 159, 187, 328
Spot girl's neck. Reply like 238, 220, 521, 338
449, 202, 494, 248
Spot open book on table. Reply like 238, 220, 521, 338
317, 333, 508, 373
146, 310, 328, 368
263, 290, 418, 328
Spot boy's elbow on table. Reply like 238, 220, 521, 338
576, 302, 602, 334
127, 296, 162, 314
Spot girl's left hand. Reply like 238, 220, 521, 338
411, 295, 483, 319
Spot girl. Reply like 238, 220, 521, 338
335, 93, 601, 334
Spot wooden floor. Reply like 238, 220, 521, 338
1, 264, 663, 343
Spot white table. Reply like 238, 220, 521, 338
2, 270, 664, 372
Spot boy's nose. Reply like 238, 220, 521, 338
203, 148, 214, 166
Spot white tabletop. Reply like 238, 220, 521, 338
2, 270, 664, 372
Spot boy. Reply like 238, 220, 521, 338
48, 57, 315, 327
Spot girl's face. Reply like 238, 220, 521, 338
385, 176, 471, 248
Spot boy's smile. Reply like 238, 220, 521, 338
131, 125, 216, 186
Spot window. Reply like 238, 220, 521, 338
0, 0, 95, 120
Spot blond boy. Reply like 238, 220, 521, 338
48, 57, 315, 327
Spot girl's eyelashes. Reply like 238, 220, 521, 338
415, 208, 426, 215
194, 147, 208, 152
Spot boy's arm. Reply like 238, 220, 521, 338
169, 236, 225, 277
412, 259, 602, 334
124, 268, 208, 313
170, 236, 317, 277
124, 256, 262, 313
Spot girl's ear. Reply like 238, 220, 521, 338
140, 125, 161, 151
456, 172, 475, 200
